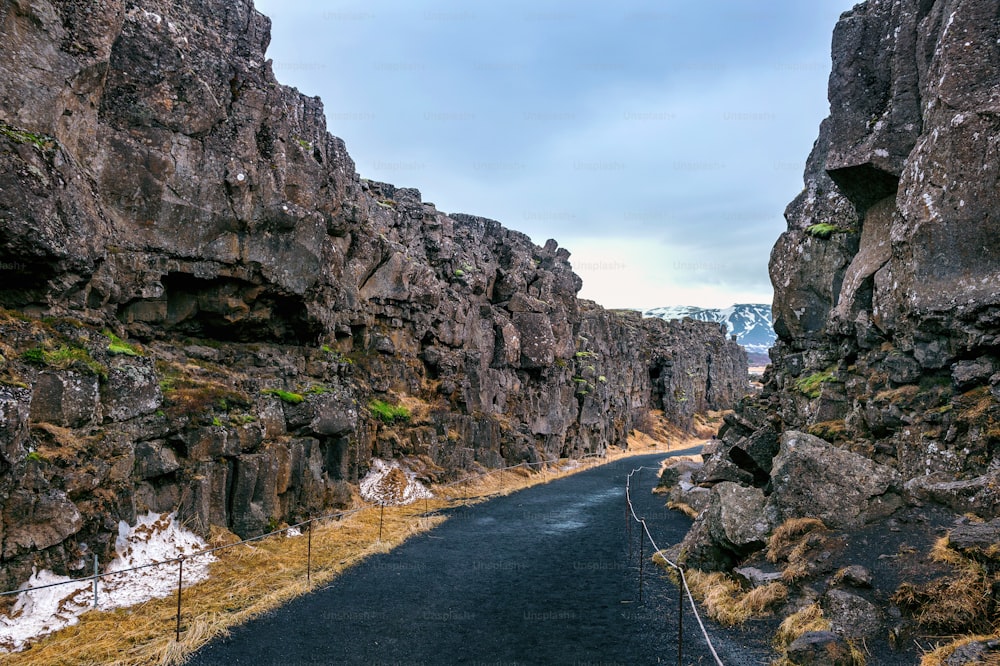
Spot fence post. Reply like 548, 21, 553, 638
92, 554, 98, 609
307, 522, 313, 586
638, 524, 645, 603
677, 570, 684, 666
175, 556, 185, 642
378, 504, 385, 543
627, 518, 633, 561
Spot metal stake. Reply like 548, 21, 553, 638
175, 556, 185, 642
639, 525, 645, 603
627, 510, 633, 562
307, 522, 313, 586
677, 570, 684, 666
378, 504, 385, 543
92, 554, 98, 609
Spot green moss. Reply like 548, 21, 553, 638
369, 399, 410, 424
808, 419, 847, 442
306, 384, 331, 395
21, 344, 106, 378
262, 388, 305, 404
453, 269, 465, 277
795, 367, 837, 398
25, 451, 47, 464
0, 121, 56, 151
805, 223, 850, 239
104, 330, 142, 357
321, 345, 354, 364
21, 347, 45, 364
575, 351, 597, 359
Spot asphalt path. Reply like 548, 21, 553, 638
187, 449, 771, 665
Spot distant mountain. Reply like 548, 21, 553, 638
643, 303, 775, 364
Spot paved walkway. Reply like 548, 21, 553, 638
187, 449, 770, 665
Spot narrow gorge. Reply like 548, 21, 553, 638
0, 0, 746, 597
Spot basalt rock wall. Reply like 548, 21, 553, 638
0, 0, 746, 592
681, 0, 1000, 592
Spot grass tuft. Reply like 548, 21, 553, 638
683, 570, 787, 626
369, 399, 411, 424
892, 535, 994, 635
773, 603, 831, 651
20, 343, 106, 378
262, 388, 305, 405
807, 419, 847, 442
666, 500, 700, 519
104, 330, 142, 357
767, 517, 828, 582
919, 634, 1000, 666
805, 223, 850, 239
794, 368, 836, 399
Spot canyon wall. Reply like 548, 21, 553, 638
0, 0, 746, 592
669, 0, 1000, 658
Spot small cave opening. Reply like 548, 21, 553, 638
827, 163, 899, 215
119, 272, 321, 344
0, 255, 55, 308
648, 364, 667, 411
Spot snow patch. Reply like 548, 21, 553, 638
360, 458, 433, 506
0, 512, 214, 653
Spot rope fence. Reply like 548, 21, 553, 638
0, 452, 606, 650
625, 465, 725, 666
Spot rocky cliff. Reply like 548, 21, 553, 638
0, 0, 746, 594
665, 1, 1000, 661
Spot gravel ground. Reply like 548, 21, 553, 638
187, 449, 774, 665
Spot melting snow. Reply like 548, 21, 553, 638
360, 458, 433, 506
0, 512, 214, 653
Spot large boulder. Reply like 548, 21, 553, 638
677, 481, 771, 570
767, 431, 902, 528
822, 589, 882, 641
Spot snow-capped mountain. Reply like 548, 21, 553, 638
643, 303, 775, 364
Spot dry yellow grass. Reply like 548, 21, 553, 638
1, 425, 701, 665
4, 504, 445, 666
772, 603, 831, 654
682, 570, 787, 626
892, 557, 992, 635
765, 517, 828, 582
666, 501, 700, 519
920, 635, 1000, 666
891, 528, 1000, 638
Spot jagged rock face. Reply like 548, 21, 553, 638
671, 0, 1000, 654
0, 0, 747, 591
763, 0, 1000, 484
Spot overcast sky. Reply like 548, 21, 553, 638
254, 0, 856, 310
